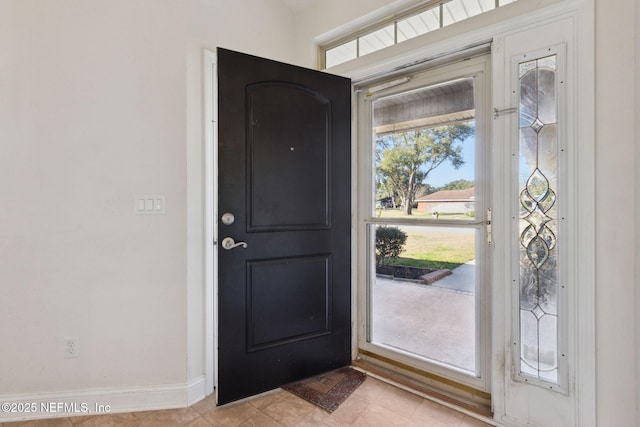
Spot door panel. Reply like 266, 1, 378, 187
247, 255, 331, 351
247, 82, 331, 230
216, 48, 351, 405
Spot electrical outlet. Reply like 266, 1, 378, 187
65, 336, 79, 358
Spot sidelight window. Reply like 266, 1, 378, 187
515, 52, 565, 388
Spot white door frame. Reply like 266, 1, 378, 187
204, 49, 217, 397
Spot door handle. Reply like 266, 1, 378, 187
221, 237, 248, 250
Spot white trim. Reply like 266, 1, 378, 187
573, 2, 596, 423
351, 86, 360, 362
203, 49, 217, 399
489, 34, 509, 420
0, 383, 191, 423
187, 375, 207, 405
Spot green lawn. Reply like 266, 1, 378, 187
386, 227, 476, 271
376, 208, 474, 220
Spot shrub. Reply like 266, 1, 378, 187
375, 226, 407, 266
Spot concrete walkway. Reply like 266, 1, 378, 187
431, 260, 476, 294
371, 261, 477, 372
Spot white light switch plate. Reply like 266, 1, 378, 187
135, 195, 165, 215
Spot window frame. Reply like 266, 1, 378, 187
319, 0, 512, 69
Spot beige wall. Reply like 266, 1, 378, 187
594, 0, 638, 425
0, 0, 188, 393
0, 0, 298, 405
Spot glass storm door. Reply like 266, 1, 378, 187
357, 54, 492, 398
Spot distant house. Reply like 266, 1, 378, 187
416, 187, 475, 215
376, 196, 394, 209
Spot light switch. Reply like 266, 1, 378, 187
135, 195, 166, 215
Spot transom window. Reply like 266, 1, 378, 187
322, 0, 519, 69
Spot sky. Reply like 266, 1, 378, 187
422, 134, 475, 188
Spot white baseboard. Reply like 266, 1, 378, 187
0, 381, 199, 423
187, 375, 207, 406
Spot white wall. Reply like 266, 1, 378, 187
594, 0, 638, 425
0, 0, 188, 398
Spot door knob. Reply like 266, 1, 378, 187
221, 212, 235, 225
221, 237, 248, 250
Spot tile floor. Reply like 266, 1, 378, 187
1, 377, 493, 427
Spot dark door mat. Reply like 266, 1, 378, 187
281, 367, 367, 413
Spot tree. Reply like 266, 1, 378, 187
440, 179, 475, 191
376, 123, 474, 215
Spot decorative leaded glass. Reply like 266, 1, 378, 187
518, 55, 559, 384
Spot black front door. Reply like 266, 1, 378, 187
216, 48, 352, 405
